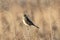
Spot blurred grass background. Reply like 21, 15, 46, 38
0, 0, 60, 40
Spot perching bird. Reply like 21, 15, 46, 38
23, 14, 39, 28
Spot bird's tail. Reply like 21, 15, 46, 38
33, 24, 39, 28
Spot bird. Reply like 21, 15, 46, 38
23, 14, 39, 28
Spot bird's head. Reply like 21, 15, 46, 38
24, 14, 26, 17
24, 14, 28, 18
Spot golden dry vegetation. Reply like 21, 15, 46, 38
0, 0, 60, 40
